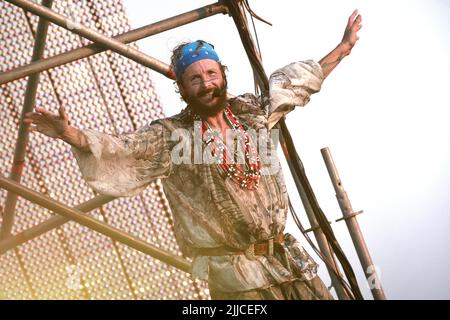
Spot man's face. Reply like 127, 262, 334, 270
179, 59, 227, 117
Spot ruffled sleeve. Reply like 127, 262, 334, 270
268, 60, 324, 129
71, 122, 172, 197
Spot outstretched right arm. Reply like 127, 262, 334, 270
24, 106, 90, 153
26, 106, 172, 197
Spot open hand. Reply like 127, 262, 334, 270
341, 9, 363, 54
24, 106, 70, 139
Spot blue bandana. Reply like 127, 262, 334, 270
174, 41, 220, 80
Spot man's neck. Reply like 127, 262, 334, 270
204, 110, 231, 133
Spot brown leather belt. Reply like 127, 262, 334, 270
251, 233, 285, 256
191, 234, 285, 260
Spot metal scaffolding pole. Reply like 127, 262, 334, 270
0, 2, 228, 85
5, 0, 174, 78
0, 175, 191, 273
0, 194, 115, 255
0, 0, 54, 240
321, 147, 386, 300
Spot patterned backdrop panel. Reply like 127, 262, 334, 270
0, 0, 209, 300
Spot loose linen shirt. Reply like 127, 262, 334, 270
72, 60, 324, 292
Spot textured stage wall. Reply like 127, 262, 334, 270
0, 0, 209, 299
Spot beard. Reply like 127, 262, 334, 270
183, 83, 228, 118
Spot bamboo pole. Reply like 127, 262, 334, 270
224, 0, 352, 299
5, 0, 173, 78
321, 147, 386, 300
1, 0, 54, 240
0, 194, 114, 255
279, 134, 352, 300
0, 2, 227, 85
0, 175, 191, 273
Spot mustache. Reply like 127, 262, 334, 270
212, 87, 226, 98
197, 87, 225, 98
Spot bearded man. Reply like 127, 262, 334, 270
24, 10, 362, 300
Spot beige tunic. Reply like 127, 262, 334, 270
72, 60, 324, 292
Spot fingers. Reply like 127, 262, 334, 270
350, 14, 362, 38
35, 106, 55, 118
352, 14, 362, 28
347, 9, 358, 28
348, 9, 362, 30
27, 125, 40, 133
348, 9, 358, 22
58, 105, 69, 122
23, 112, 42, 124
23, 113, 43, 133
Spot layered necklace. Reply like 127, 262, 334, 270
189, 106, 262, 190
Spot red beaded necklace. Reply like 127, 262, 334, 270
190, 106, 262, 190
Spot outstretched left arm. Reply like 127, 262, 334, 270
267, 10, 362, 127
319, 9, 363, 79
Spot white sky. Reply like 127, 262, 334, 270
122, 0, 450, 299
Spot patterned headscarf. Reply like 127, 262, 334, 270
174, 41, 220, 80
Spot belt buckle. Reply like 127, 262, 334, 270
244, 243, 257, 260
